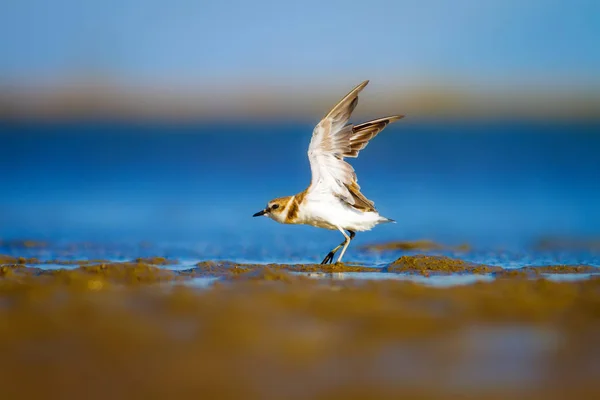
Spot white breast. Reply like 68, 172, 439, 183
298, 195, 383, 232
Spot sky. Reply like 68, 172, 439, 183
1, 0, 599, 87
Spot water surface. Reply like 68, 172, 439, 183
1, 120, 599, 266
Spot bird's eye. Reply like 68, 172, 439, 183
271, 204, 279, 210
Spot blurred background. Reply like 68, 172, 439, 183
1, 0, 599, 261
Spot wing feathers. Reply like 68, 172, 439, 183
323, 80, 369, 120
346, 115, 404, 158
306, 81, 403, 211
346, 182, 376, 211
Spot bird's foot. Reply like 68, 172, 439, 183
320, 252, 335, 264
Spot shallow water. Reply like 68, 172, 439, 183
293, 271, 498, 286
2, 120, 599, 255
1, 121, 600, 276
175, 271, 498, 288
174, 266, 600, 288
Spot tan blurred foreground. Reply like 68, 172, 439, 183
0, 257, 599, 400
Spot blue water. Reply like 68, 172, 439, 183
1, 119, 599, 266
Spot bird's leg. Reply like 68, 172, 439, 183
336, 229, 355, 263
320, 229, 354, 265
321, 243, 342, 264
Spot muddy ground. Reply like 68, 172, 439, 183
0, 254, 599, 400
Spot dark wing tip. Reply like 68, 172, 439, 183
345, 80, 370, 100
323, 80, 370, 121
388, 115, 405, 122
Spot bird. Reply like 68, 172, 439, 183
253, 80, 404, 264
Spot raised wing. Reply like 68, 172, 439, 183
307, 80, 403, 211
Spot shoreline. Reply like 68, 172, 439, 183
1, 254, 599, 399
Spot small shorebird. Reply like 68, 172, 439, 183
253, 80, 404, 264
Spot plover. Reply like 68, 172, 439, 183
253, 80, 403, 264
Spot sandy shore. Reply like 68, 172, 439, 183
1, 255, 599, 399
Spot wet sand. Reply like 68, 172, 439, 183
1, 254, 599, 399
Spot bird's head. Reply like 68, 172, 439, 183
253, 196, 291, 223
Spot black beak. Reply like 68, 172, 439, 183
253, 209, 267, 217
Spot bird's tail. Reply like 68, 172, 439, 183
379, 216, 396, 224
